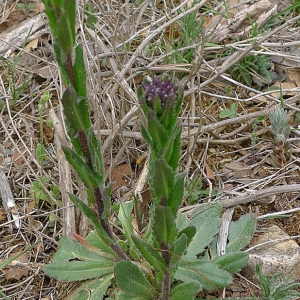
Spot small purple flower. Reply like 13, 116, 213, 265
141, 76, 178, 108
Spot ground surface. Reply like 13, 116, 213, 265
1, 0, 300, 299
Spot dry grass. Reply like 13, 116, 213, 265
1, 0, 300, 298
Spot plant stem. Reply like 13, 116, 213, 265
93, 187, 127, 260
161, 244, 171, 300
78, 129, 127, 260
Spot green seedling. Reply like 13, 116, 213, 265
269, 106, 292, 168
17, 2, 36, 16
0, 57, 31, 106
220, 102, 238, 118
229, 54, 274, 87
256, 264, 300, 299
184, 176, 217, 205
166, 1, 204, 68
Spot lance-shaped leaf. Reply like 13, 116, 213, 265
68, 193, 113, 251
167, 172, 184, 216
147, 111, 167, 152
131, 234, 167, 275
170, 281, 201, 300
160, 99, 177, 133
170, 233, 187, 273
87, 129, 104, 186
175, 258, 232, 290
118, 201, 135, 249
86, 230, 114, 255
58, 0, 75, 52
226, 213, 256, 252
161, 123, 181, 171
69, 274, 112, 300
114, 260, 156, 299
174, 82, 184, 116
177, 226, 196, 248
43, 237, 115, 281
186, 202, 222, 257
74, 44, 87, 97
213, 251, 248, 274
62, 87, 91, 135
63, 146, 100, 188
152, 159, 174, 204
141, 125, 154, 150
152, 205, 177, 245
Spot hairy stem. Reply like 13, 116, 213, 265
79, 129, 127, 260
161, 244, 171, 300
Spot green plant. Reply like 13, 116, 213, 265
0, 56, 31, 107
269, 106, 292, 168
30, 91, 60, 208
256, 264, 300, 299
229, 54, 274, 87
17, 1, 35, 15
42, 1, 256, 299
166, 2, 204, 66
183, 176, 217, 205
220, 102, 238, 118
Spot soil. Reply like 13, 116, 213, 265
1, 0, 300, 299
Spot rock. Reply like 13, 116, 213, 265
242, 225, 300, 283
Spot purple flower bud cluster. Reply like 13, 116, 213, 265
142, 76, 178, 108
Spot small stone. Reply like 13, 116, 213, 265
242, 225, 300, 283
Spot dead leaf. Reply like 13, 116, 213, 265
111, 163, 133, 188
24, 38, 39, 51
1, 252, 29, 280
223, 162, 252, 179
205, 162, 216, 182
34, 64, 58, 79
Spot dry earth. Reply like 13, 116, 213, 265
1, 0, 300, 299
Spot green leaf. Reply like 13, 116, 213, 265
115, 291, 148, 300
147, 111, 167, 152
131, 234, 167, 275
86, 231, 114, 256
56, 0, 76, 53
160, 99, 176, 132
161, 123, 181, 170
167, 172, 184, 216
175, 258, 232, 290
36, 143, 47, 163
170, 233, 187, 272
141, 125, 154, 150
74, 44, 87, 97
213, 252, 248, 274
226, 213, 256, 252
63, 146, 100, 188
152, 205, 177, 245
87, 129, 105, 188
62, 87, 91, 134
176, 211, 191, 232
118, 201, 135, 249
152, 159, 174, 204
67, 274, 112, 300
170, 281, 201, 300
177, 226, 196, 248
186, 203, 222, 257
220, 109, 233, 118
68, 193, 113, 252
114, 260, 155, 299
43, 237, 115, 281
